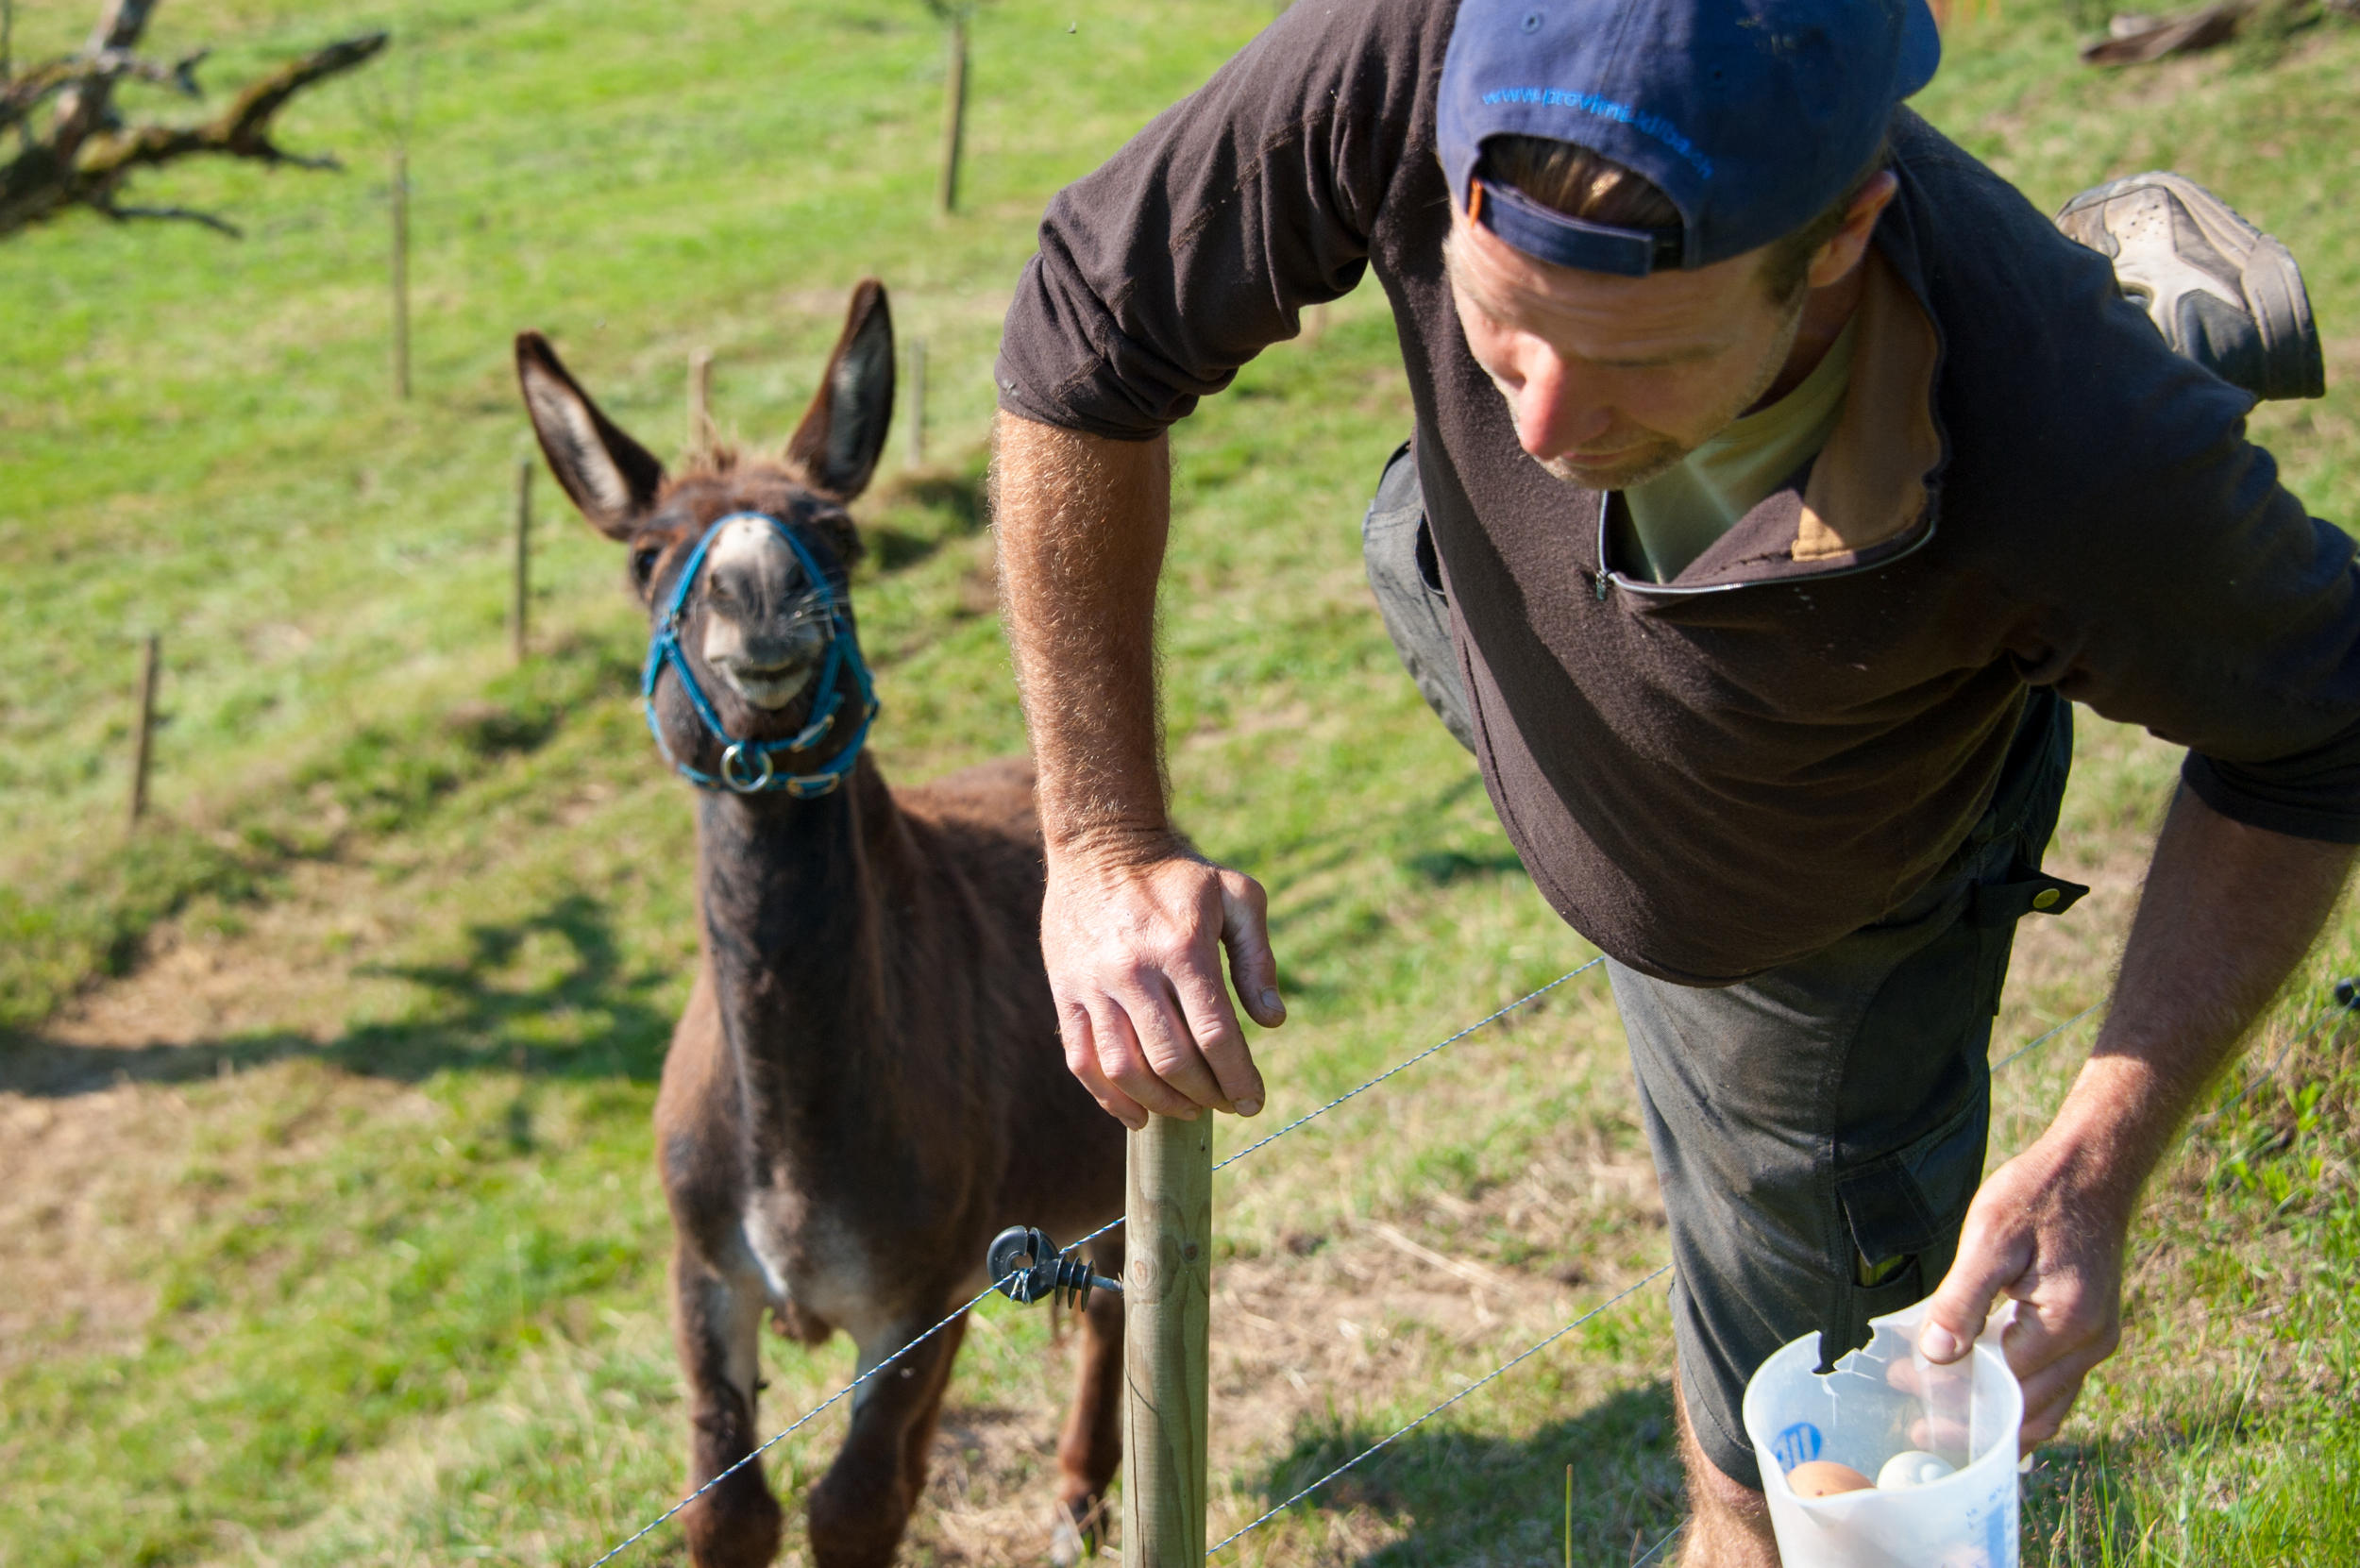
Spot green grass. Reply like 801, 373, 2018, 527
2, 3, 2358, 1564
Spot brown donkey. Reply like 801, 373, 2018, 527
515, 282, 1124, 1567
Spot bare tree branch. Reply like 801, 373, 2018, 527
0, 9, 384, 242
2, 46, 203, 137
96, 196, 237, 233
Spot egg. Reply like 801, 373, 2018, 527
1877, 1449, 1959, 1490
1785, 1459, 1875, 1497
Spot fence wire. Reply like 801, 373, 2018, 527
583, 973, 2147, 1567
1205, 1264, 1673, 1556
580, 959, 1605, 1566
1213, 957, 1604, 1174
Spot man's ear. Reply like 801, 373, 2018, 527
1806, 171, 1900, 293
514, 331, 667, 540
785, 279, 895, 501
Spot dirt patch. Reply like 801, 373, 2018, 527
6, 857, 392, 1095
0, 1061, 441, 1374
900, 1106, 1671, 1565
0, 859, 441, 1371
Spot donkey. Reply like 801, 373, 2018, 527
515, 281, 1124, 1568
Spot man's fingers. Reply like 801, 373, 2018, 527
1121, 967, 1232, 1111
2017, 1369, 2093, 1449
1059, 1002, 1149, 1130
1218, 870, 1286, 1030
2004, 1298, 2117, 1393
1091, 994, 1209, 1121
1168, 961, 1260, 1114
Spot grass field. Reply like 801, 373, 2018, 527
3, 2, 2358, 1563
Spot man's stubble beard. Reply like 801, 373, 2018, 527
1531, 296, 1808, 494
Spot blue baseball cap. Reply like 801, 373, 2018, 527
1438, 0, 1941, 276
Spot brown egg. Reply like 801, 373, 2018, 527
1786, 1459, 1876, 1498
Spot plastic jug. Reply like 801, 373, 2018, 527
1740, 1299, 2021, 1568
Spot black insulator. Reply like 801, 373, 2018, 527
986, 1224, 1121, 1309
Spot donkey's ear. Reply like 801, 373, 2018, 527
785, 279, 895, 501
514, 331, 666, 540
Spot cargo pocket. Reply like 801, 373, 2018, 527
1826, 1083, 1992, 1367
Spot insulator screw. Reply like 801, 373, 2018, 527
986, 1224, 1122, 1310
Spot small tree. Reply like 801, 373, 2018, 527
0, 0, 385, 240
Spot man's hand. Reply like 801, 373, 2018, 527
992, 411, 1293, 1128
1915, 785, 2353, 1448
1918, 1122, 2131, 1449
1046, 836, 1286, 1129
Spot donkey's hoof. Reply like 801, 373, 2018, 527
683, 1483, 783, 1568
1048, 1511, 1086, 1567
1049, 1496, 1104, 1565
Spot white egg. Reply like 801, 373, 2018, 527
1876, 1449, 1958, 1490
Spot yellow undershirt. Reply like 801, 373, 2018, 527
1622, 317, 1860, 584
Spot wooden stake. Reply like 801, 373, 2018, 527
127, 632, 160, 829
1123, 1113, 1212, 1567
906, 337, 927, 470
688, 346, 714, 454
511, 457, 531, 664
391, 145, 411, 400
936, 15, 968, 215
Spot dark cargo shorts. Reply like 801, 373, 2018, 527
1364, 441, 2084, 1488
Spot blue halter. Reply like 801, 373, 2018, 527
641, 511, 879, 798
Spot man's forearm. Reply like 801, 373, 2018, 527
991, 411, 1175, 857
2056, 783, 2353, 1206
1926, 780, 2354, 1394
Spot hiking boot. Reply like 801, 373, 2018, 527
2055, 171, 2325, 400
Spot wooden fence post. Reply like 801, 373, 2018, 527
127, 632, 160, 829
906, 336, 927, 470
511, 457, 531, 664
688, 346, 714, 454
1124, 1113, 1213, 1566
936, 15, 968, 215
390, 145, 412, 400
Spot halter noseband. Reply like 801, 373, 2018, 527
641, 511, 879, 797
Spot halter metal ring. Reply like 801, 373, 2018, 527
719, 742, 777, 793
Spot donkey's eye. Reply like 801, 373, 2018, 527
631, 547, 662, 592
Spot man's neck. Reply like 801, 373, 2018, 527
1750, 258, 1872, 412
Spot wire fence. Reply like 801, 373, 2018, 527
579, 961, 1599, 1565
581, 964, 2140, 1567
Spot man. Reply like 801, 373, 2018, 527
988, 1, 2354, 1560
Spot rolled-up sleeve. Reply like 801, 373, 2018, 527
995, 0, 1428, 440
2036, 409, 2360, 843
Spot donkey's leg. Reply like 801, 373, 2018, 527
1054, 1235, 1125, 1561
672, 1244, 784, 1568
805, 1311, 969, 1568
896, 1309, 967, 1496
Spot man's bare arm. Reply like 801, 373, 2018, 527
992, 410, 1285, 1129
1923, 783, 2353, 1443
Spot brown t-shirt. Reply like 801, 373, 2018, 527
995, 0, 2360, 985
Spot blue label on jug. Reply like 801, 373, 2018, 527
1773, 1423, 1822, 1471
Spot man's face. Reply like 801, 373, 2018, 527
1445, 211, 1805, 491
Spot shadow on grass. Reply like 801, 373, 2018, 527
0, 891, 677, 1097
864, 465, 985, 573
1238, 1381, 1684, 1566
1402, 848, 1530, 885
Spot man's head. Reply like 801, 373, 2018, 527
1435, 0, 1934, 487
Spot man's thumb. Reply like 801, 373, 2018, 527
1918, 1235, 2015, 1363
1217, 871, 1285, 1028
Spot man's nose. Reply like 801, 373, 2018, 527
1507, 343, 1614, 461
